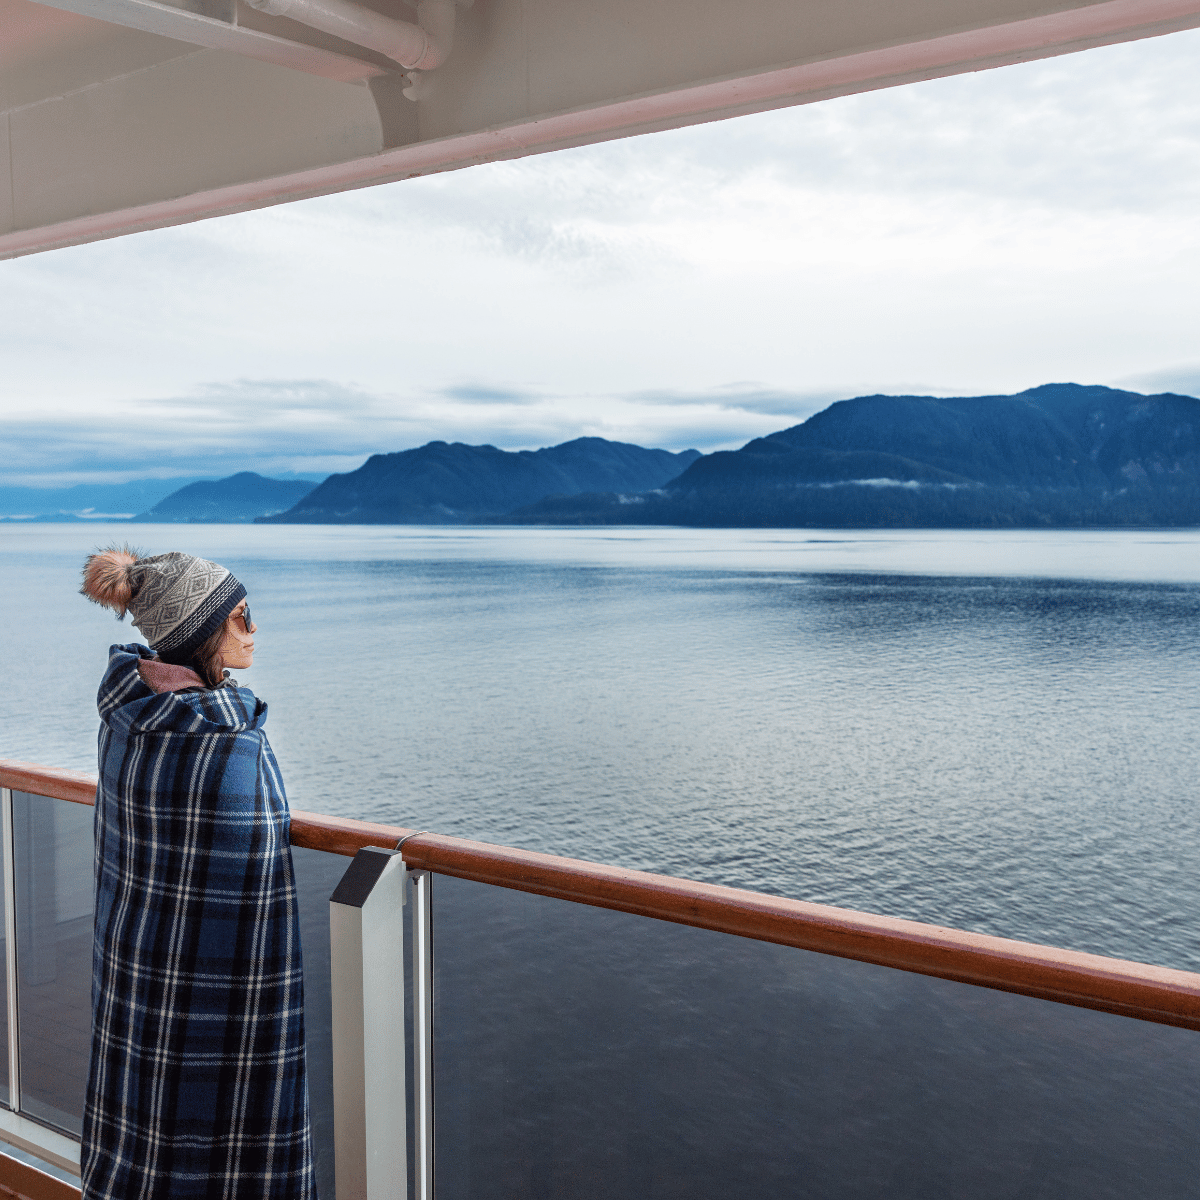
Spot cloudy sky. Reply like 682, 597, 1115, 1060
3, 26, 1199, 487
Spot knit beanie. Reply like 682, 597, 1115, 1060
81, 545, 247, 662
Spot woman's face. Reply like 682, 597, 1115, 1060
218, 598, 256, 670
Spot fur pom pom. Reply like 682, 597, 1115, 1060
81, 545, 142, 617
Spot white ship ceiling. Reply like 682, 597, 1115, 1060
2, 0, 1199, 258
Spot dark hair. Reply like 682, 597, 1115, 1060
190, 624, 229, 688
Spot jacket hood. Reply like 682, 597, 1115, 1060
98, 644, 267, 737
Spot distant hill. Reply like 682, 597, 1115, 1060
259, 438, 701, 524
0, 478, 207, 521
509, 384, 1200, 528
133, 473, 319, 523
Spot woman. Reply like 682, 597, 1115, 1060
80, 546, 316, 1200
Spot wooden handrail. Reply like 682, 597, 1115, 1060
5, 757, 1200, 1031
0, 762, 97, 807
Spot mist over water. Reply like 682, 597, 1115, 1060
6, 524, 1200, 970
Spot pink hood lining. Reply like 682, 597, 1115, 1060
137, 658, 207, 694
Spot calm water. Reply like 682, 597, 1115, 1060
4, 524, 1200, 970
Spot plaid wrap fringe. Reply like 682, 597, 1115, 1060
83, 644, 317, 1200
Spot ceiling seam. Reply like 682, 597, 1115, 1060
3, 45, 208, 118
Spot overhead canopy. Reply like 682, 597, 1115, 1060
3, 0, 1198, 259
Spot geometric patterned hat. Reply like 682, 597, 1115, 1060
81, 546, 246, 660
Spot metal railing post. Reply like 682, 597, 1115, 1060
410, 871, 434, 1200
330, 847, 408, 1200
1, 787, 20, 1113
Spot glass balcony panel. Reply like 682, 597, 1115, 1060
0, 796, 387, 1178
433, 873, 1200, 1200
12, 792, 93, 1136
0, 798, 361, 1173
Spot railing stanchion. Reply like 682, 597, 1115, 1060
330, 847, 407, 1200
411, 870, 434, 1200
1, 787, 20, 1112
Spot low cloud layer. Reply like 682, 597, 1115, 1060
1, 378, 839, 487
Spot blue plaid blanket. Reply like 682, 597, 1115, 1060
83, 644, 317, 1200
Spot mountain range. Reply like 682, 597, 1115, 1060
8, 384, 1198, 528
510, 384, 1200, 527
258, 438, 702, 524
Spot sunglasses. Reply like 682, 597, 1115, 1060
240, 604, 252, 634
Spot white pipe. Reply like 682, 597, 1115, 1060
244, 0, 456, 71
